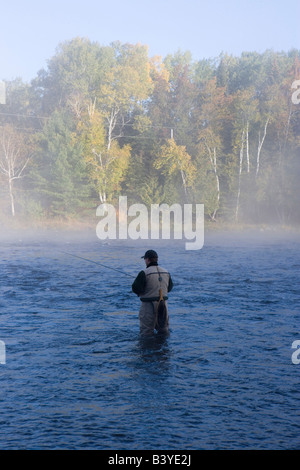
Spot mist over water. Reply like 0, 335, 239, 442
0, 227, 299, 449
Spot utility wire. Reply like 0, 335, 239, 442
0, 111, 179, 131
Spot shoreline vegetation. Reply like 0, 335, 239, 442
0, 39, 300, 229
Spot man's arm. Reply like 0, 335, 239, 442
132, 270, 146, 295
168, 274, 173, 292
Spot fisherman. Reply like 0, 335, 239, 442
132, 249, 173, 336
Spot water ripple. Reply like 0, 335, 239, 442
0, 235, 299, 449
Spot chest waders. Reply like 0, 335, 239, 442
155, 268, 168, 330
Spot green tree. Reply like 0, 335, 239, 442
32, 37, 111, 115
29, 110, 91, 217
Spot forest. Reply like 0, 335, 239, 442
0, 37, 300, 227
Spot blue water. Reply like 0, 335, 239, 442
0, 229, 299, 449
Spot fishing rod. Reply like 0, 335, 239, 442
58, 250, 136, 278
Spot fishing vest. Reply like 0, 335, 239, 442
140, 265, 170, 302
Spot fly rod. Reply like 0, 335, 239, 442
59, 250, 135, 278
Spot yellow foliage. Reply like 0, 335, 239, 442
154, 139, 196, 190
149, 56, 170, 83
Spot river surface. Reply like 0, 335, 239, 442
0, 229, 299, 449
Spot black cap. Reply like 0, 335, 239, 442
141, 249, 158, 259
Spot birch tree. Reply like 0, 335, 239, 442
154, 138, 196, 200
233, 88, 258, 221
78, 106, 131, 203
98, 42, 153, 150
0, 125, 31, 216
255, 116, 270, 177
195, 78, 230, 220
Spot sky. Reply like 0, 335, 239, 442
0, 0, 299, 82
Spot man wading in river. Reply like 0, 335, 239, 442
132, 250, 173, 336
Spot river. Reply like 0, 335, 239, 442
0, 228, 299, 449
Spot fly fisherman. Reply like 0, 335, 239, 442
132, 250, 173, 336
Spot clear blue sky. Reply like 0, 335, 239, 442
0, 0, 299, 82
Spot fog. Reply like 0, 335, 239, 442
0, 222, 299, 249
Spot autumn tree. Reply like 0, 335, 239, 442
231, 87, 259, 221
1, 42, 300, 224
78, 104, 131, 203
154, 139, 196, 201
194, 77, 231, 220
98, 42, 153, 150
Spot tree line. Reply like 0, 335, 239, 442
0, 37, 300, 225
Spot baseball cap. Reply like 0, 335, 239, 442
141, 250, 158, 259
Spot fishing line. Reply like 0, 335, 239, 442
58, 250, 136, 278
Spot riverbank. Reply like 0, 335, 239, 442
1, 214, 299, 246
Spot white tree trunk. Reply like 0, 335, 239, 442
8, 177, 15, 216
87, 98, 97, 118
205, 144, 220, 220
246, 120, 250, 173
180, 169, 188, 196
212, 147, 220, 220
0, 126, 30, 217
256, 117, 269, 178
99, 191, 106, 203
235, 129, 245, 222
106, 106, 119, 151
